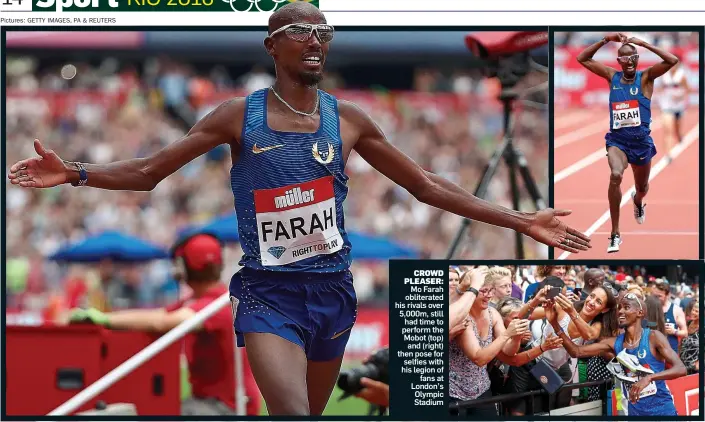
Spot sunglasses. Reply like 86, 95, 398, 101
270, 23, 335, 44
617, 54, 639, 64
624, 292, 644, 311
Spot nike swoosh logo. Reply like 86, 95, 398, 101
330, 324, 354, 340
252, 144, 285, 154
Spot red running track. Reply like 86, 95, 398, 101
553, 107, 700, 259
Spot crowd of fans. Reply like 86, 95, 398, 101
449, 264, 699, 416
5, 54, 549, 316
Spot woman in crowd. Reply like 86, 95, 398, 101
449, 273, 528, 417
519, 277, 618, 408
487, 297, 564, 415
679, 297, 699, 375
645, 294, 667, 334
449, 267, 485, 340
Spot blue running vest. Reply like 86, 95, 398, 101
607, 71, 652, 141
614, 328, 677, 416
230, 88, 352, 273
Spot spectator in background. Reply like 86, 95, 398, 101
488, 266, 514, 308
489, 297, 563, 416
580, 268, 606, 301
651, 280, 688, 352
644, 295, 667, 335
449, 267, 486, 340
67, 233, 260, 416
449, 273, 527, 417
523, 266, 568, 302
504, 266, 524, 300
679, 297, 699, 375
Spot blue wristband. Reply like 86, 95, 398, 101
70, 162, 88, 187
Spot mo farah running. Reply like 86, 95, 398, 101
8, 3, 591, 416
577, 33, 678, 253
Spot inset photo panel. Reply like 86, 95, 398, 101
552, 29, 701, 260
448, 262, 702, 418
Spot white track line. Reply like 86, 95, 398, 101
554, 120, 608, 148
554, 111, 601, 131
554, 121, 662, 182
555, 149, 607, 183
557, 124, 699, 260
593, 231, 699, 236
557, 199, 699, 205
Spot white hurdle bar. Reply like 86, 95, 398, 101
48, 292, 236, 416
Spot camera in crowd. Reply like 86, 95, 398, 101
337, 347, 389, 397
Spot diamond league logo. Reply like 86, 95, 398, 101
222, 0, 312, 13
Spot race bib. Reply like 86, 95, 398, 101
612, 100, 641, 129
254, 176, 343, 266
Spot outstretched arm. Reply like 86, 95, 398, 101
627, 37, 679, 81
576, 33, 624, 82
342, 101, 591, 253
9, 99, 244, 191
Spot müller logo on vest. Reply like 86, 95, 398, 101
254, 176, 343, 266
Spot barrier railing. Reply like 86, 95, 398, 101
449, 379, 613, 416
48, 293, 245, 416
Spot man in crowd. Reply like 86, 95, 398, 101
650, 280, 687, 352
68, 233, 260, 415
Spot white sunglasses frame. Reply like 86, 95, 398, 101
269, 23, 335, 43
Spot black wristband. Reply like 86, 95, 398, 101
467, 287, 479, 297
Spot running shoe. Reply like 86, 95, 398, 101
632, 191, 646, 224
607, 234, 622, 253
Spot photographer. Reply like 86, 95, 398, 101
339, 348, 389, 411
355, 378, 389, 407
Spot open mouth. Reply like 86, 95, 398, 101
626, 64, 635, 71
618, 316, 626, 324
302, 54, 322, 69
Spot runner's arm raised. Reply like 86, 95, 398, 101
9, 99, 244, 191
628, 38, 679, 81
342, 100, 591, 253
576, 33, 624, 82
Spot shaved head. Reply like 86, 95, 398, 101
618, 43, 637, 55
584, 268, 605, 288
268, 1, 325, 34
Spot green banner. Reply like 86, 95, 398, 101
32, 0, 318, 12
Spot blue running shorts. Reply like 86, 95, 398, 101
229, 267, 357, 362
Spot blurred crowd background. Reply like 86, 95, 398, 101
5, 31, 549, 319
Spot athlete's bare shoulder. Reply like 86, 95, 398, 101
336, 99, 383, 146
198, 97, 247, 147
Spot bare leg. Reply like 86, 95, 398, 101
662, 114, 676, 161
607, 146, 628, 236
631, 162, 651, 206
306, 356, 345, 415
674, 114, 683, 143
244, 333, 310, 415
